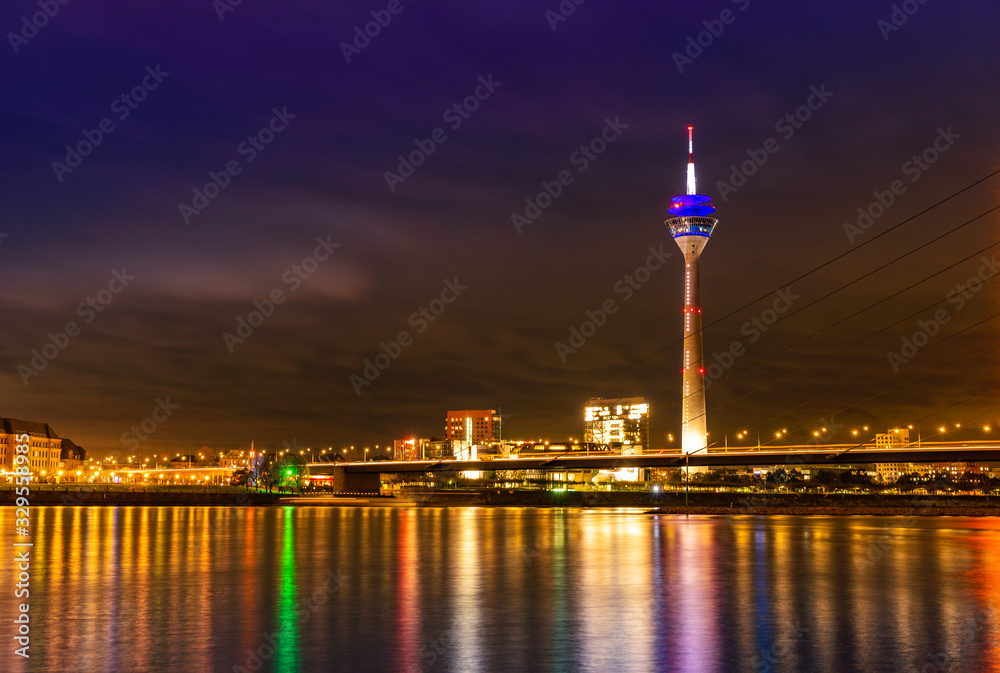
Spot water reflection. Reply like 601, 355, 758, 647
1, 508, 1000, 672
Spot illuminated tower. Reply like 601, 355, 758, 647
665, 127, 718, 455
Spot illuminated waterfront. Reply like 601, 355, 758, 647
3, 507, 1000, 672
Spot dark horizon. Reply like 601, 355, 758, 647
2, 0, 999, 456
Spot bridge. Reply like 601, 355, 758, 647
306, 442, 1000, 493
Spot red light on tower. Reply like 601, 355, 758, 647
667, 126, 719, 457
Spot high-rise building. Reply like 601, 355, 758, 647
665, 127, 718, 455
584, 397, 649, 449
445, 410, 501, 445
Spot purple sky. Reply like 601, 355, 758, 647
2, 0, 999, 456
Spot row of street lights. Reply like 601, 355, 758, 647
709, 423, 995, 449
274, 446, 375, 462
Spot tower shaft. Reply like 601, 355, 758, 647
665, 126, 717, 457
680, 251, 707, 454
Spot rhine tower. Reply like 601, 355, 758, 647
665, 127, 718, 455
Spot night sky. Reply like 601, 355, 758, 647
3, 0, 999, 456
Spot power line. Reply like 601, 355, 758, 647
664, 236, 1000, 419
506, 170, 1000, 432
729, 316, 999, 450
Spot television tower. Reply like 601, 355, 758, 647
666, 126, 718, 455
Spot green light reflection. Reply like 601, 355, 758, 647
275, 507, 300, 673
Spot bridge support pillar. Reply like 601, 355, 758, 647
331, 467, 381, 495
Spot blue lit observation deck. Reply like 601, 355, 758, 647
666, 195, 718, 239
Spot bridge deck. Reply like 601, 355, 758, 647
307, 446, 1000, 473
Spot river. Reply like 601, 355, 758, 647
2, 506, 999, 672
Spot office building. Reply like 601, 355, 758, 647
584, 397, 649, 449
446, 410, 501, 445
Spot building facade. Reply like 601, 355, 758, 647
584, 397, 649, 449
60, 439, 88, 476
220, 450, 249, 468
446, 410, 501, 445
875, 428, 910, 448
0, 417, 67, 479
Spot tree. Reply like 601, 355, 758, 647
811, 469, 833, 486
268, 454, 306, 492
232, 468, 250, 487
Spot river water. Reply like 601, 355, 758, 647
2, 506, 999, 672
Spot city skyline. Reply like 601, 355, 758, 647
2, 1, 999, 454
6, 5, 1000, 673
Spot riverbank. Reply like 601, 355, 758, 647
398, 488, 1000, 514
6, 486, 1000, 513
645, 505, 1000, 516
0, 485, 281, 505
